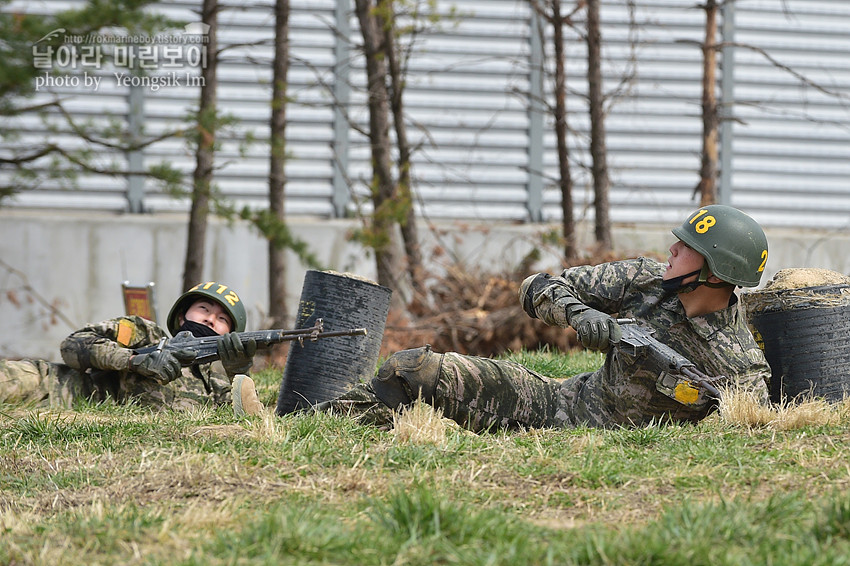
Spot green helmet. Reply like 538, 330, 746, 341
671, 205, 768, 287
167, 281, 247, 335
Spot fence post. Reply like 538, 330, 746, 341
331, 0, 352, 218
719, 0, 736, 206
127, 83, 145, 213
526, 8, 545, 222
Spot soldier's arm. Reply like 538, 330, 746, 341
528, 260, 644, 327
60, 316, 164, 372
724, 356, 771, 404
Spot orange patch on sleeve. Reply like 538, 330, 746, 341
117, 319, 134, 346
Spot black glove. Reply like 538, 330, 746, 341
218, 332, 257, 376
129, 348, 196, 384
569, 307, 622, 352
518, 273, 552, 319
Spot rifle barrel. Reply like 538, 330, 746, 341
133, 321, 368, 365
314, 328, 367, 338
247, 326, 367, 346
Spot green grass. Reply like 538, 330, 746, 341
2, 350, 850, 565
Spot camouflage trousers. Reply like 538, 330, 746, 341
319, 352, 591, 432
321, 347, 712, 431
0, 359, 86, 408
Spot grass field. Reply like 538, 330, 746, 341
2, 349, 850, 565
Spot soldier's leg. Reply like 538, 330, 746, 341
0, 359, 84, 407
313, 382, 396, 428
434, 353, 562, 431
371, 346, 562, 432
0, 359, 50, 404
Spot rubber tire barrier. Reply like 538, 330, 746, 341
275, 270, 391, 415
747, 284, 850, 403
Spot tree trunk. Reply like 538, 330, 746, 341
268, 0, 290, 329
585, 0, 612, 251
548, 0, 578, 263
354, 0, 404, 303
183, 0, 218, 291
382, 1, 424, 298
696, 0, 719, 206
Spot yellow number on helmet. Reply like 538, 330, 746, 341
694, 215, 716, 234
688, 209, 716, 234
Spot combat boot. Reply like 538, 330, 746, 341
370, 345, 443, 409
232, 374, 265, 416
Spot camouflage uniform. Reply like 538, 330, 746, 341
324, 258, 770, 431
0, 315, 232, 411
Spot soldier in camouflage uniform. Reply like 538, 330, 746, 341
0, 281, 263, 414
322, 205, 771, 431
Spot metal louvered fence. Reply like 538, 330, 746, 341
3, 0, 850, 231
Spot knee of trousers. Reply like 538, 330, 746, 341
370, 345, 444, 410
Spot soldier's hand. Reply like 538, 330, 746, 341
218, 332, 257, 376
518, 273, 551, 319
570, 308, 622, 352
129, 348, 196, 384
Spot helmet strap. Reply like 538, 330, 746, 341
698, 263, 735, 289
661, 268, 703, 293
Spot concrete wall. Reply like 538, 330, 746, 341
2, 209, 849, 361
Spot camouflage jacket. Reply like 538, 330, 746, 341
59, 315, 232, 410
534, 257, 771, 427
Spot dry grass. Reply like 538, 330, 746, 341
719, 387, 845, 430
392, 399, 451, 445
718, 388, 777, 427
770, 399, 839, 430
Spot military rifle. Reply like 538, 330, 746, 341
135, 318, 367, 366
615, 318, 724, 406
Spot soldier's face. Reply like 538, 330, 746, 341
664, 240, 705, 282
182, 299, 234, 335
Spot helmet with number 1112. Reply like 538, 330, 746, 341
166, 281, 247, 335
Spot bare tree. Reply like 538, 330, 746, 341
585, 0, 612, 251
531, 0, 581, 263
695, 0, 719, 206
182, 0, 219, 291
268, 0, 290, 328
382, 0, 425, 299
532, 0, 615, 258
353, 0, 406, 304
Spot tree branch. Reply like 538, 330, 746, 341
0, 257, 77, 329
